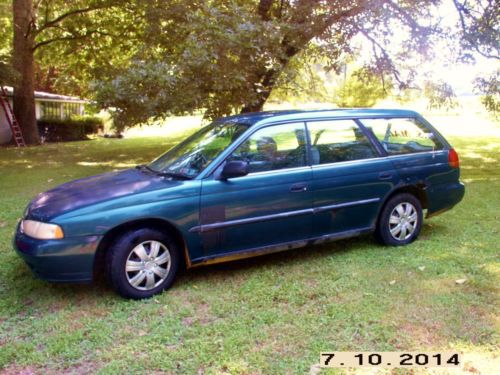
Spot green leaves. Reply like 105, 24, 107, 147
10, 0, 497, 131
0, 0, 12, 57
32, 1, 141, 95
423, 81, 459, 111
94, 1, 286, 129
334, 68, 391, 108
474, 73, 499, 116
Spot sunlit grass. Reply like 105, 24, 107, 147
0, 114, 498, 374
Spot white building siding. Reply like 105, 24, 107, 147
1, 95, 86, 144
0, 98, 13, 144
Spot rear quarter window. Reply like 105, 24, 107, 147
361, 118, 444, 155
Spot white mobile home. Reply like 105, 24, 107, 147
0, 86, 87, 144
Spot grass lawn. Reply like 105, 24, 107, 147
0, 114, 498, 374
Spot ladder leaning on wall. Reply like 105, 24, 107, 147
0, 86, 26, 147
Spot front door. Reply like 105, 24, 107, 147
196, 122, 313, 260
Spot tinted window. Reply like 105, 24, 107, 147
228, 123, 307, 173
361, 118, 444, 155
307, 120, 377, 165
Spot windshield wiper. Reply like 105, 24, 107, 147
135, 165, 192, 180
157, 171, 192, 180
136, 164, 158, 174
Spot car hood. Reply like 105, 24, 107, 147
26, 168, 183, 222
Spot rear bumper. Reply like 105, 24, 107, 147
427, 181, 465, 217
14, 224, 102, 283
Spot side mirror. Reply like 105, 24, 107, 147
220, 160, 249, 180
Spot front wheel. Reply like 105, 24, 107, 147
375, 193, 423, 246
106, 228, 180, 299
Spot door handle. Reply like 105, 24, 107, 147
290, 183, 308, 193
378, 172, 393, 180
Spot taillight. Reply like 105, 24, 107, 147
448, 148, 460, 168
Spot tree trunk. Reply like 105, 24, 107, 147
241, 68, 281, 113
13, 0, 40, 144
240, 89, 272, 113
240, 47, 300, 113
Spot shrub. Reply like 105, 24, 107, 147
37, 116, 104, 142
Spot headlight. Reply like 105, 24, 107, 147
21, 220, 64, 240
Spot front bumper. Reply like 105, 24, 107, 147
14, 223, 102, 283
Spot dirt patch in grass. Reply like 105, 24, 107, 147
398, 321, 445, 347
1, 365, 39, 375
46, 299, 71, 315
58, 361, 100, 375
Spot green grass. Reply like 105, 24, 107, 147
0, 117, 499, 374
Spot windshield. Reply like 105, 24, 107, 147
148, 121, 249, 178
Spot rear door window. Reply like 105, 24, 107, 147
360, 118, 444, 155
307, 120, 378, 165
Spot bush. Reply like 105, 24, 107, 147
37, 116, 104, 142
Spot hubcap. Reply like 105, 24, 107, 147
125, 240, 171, 291
389, 202, 418, 241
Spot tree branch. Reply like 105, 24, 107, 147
385, 0, 431, 33
35, 4, 110, 35
452, 0, 499, 60
33, 29, 113, 51
281, 3, 367, 61
33, 35, 87, 51
357, 28, 409, 89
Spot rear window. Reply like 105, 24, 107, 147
360, 118, 444, 155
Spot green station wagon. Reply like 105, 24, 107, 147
15, 109, 465, 299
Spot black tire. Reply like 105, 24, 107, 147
106, 228, 180, 299
375, 193, 423, 246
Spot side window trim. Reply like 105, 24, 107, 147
202, 114, 447, 179
244, 165, 312, 177
304, 121, 313, 167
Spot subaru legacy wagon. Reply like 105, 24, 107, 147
15, 109, 464, 299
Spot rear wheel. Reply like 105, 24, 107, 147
376, 193, 423, 246
106, 228, 179, 299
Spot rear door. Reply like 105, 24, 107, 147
307, 119, 398, 237
196, 122, 313, 260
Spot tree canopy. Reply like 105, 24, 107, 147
93, 0, 499, 131
5, 0, 499, 142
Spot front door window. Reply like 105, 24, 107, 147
228, 123, 307, 173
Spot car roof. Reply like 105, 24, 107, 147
217, 108, 420, 126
